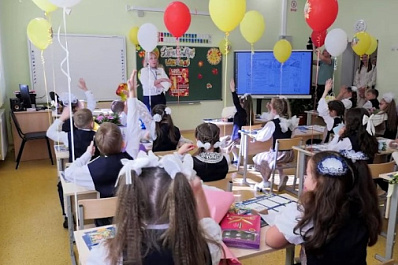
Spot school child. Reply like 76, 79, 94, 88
265, 151, 381, 265
47, 106, 98, 228
150, 104, 181, 152
374, 93, 397, 139
60, 78, 97, 132
178, 122, 229, 182
253, 97, 299, 192
316, 78, 345, 143
64, 70, 141, 199
362, 88, 380, 111
86, 152, 222, 265
327, 107, 378, 163
335, 85, 358, 109
226, 79, 254, 162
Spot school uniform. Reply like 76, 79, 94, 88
231, 91, 247, 141
193, 152, 229, 182
327, 134, 376, 163
64, 97, 141, 194
362, 98, 380, 110
139, 67, 171, 110
317, 98, 344, 143
152, 124, 181, 152
86, 218, 222, 265
272, 203, 368, 265
253, 116, 298, 167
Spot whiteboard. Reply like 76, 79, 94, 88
28, 34, 126, 101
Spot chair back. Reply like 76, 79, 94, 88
241, 124, 271, 156
10, 111, 24, 138
78, 197, 118, 229
368, 161, 396, 179
153, 149, 176, 157
275, 137, 303, 152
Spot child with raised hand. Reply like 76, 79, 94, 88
316, 78, 345, 143
86, 152, 222, 265
327, 107, 378, 163
178, 122, 229, 182
362, 88, 380, 111
265, 150, 381, 265
253, 97, 299, 192
335, 85, 358, 109
61, 78, 97, 132
64, 70, 141, 199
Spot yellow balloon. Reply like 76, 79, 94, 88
219, 39, 232, 55
27, 18, 53, 50
32, 0, 58, 13
351, 31, 371, 56
129, 26, 139, 45
209, 0, 246, 33
240, 10, 265, 44
366, 36, 378, 55
273, 39, 292, 63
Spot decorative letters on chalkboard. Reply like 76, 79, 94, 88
136, 45, 222, 102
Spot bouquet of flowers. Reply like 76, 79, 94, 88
94, 113, 121, 125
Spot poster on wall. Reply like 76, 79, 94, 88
136, 44, 222, 102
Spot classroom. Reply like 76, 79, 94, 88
0, 0, 398, 264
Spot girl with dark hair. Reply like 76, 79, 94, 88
327, 107, 378, 163
354, 54, 376, 91
374, 93, 397, 139
315, 79, 345, 143
335, 85, 358, 109
178, 122, 229, 182
86, 152, 222, 265
150, 104, 181, 152
253, 97, 299, 191
265, 151, 381, 265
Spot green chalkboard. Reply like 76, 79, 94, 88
136, 45, 222, 102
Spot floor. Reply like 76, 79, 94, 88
0, 142, 397, 264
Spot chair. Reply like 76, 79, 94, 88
78, 197, 118, 229
10, 110, 54, 169
368, 161, 396, 217
270, 137, 303, 192
236, 124, 267, 169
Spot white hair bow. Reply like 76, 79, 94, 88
240, 93, 250, 100
197, 140, 211, 150
383, 93, 394, 104
115, 151, 159, 186
59, 92, 78, 106
362, 114, 376, 136
165, 107, 172, 115
160, 153, 196, 180
153, 114, 162, 122
350, 86, 358, 92
279, 115, 300, 133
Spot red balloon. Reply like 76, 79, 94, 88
311, 30, 327, 48
164, 1, 191, 38
304, 0, 338, 32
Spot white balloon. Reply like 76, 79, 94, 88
138, 23, 158, 52
325, 28, 348, 57
49, 0, 81, 8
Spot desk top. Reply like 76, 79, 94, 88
60, 172, 98, 197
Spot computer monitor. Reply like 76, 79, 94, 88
19, 84, 32, 109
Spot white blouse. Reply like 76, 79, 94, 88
139, 67, 171, 96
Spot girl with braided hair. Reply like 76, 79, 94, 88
86, 152, 222, 265
178, 122, 229, 182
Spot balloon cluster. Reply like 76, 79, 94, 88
29, 0, 83, 50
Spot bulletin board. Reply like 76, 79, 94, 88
136, 45, 222, 102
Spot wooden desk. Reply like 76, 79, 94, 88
60, 174, 98, 265
54, 145, 69, 172
74, 186, 296, 265
11, 110, 54, 161
375, 172, 398, 263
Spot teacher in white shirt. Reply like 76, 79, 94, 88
139, 51, 171, 110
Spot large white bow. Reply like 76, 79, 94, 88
115, 151, 159, 186
160, 153, 196, 180
279, 115, 300, 133
362, 114, 376, 136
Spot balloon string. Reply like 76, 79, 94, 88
249, 49, 253, 130
177, 38, 180, 105
146, 51, 151, 112
224, 33, 229, 109
279, 63, 283, 96
41, 51, 51, 126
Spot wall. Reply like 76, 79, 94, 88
3, 0, 396, 133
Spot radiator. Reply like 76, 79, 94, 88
0, 109, 7, 160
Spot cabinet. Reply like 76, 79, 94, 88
0, 109, 7, 160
